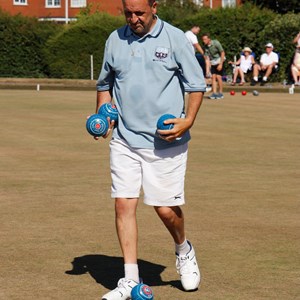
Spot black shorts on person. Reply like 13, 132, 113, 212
211, 64, 223, 76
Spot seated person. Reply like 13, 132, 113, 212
291, 32, 300, 85
229, 47, 255, 85
251, 43, 279, 86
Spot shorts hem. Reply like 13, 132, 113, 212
143, 199, 185, 207
111, 193, 140, 199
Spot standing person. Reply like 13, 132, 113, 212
185, 25, 212, 91
202, 33, 225, 99
95, 0, 206, 299
185, 25, 204, 56
251, 42, 279, 86
185, 26, 207, 75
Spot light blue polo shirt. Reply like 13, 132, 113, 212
97, 17, 206, 149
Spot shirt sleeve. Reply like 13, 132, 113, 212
96, 40, 115, 92
175, 38, 206, 92
214, 40, 224, 53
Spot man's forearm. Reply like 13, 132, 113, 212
185, 91, 204, 128
96, 90, 113, 113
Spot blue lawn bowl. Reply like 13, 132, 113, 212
156, 114, 176, 131
98, 103, 118, 123
86, 114, 109, 137
131, 284, 154, 300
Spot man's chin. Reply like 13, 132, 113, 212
130, 26, 145, 36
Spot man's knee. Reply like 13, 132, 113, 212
115, 198, 138, 217
253, 64, 259, 71
291, 64, 300, 73
155, 206, 183, 221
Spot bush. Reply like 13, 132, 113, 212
0, 9, 62, 78
175, 4, 300, 80
157, 0, 200, 26
258, 13, 300, 80
1, 4, 299, 80
177, 4, 277, 77
44, 13, 124, 79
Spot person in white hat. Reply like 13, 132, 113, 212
251, 42, 279, 86
229, 47, 255, 85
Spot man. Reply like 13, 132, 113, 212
185, 25, 211, 91
185, 25, 204, 56
95, 0, 206, 299
251, 42, 279, 86
202, 33, 225, 99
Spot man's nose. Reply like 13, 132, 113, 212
130, 13, 139, 23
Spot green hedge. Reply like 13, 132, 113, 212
0, 10, 62, 78
1, 6, 300, 80
176, 4, 300, 81
44, 13, 124, 79
259, 13, 300, 80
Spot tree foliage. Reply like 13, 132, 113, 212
242, 0, 300, 14
156, 0, 200, 25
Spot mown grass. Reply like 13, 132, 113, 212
0, 90, 299, 299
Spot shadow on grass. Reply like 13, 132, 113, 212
65, 254, 182, 290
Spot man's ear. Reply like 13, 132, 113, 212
151, 1, 157, 14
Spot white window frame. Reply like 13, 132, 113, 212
71, 0, 87, 8
222, 0, 236, 7
193, 0, 202, 6
45, 0, 61, 8
13, 0, 28, 5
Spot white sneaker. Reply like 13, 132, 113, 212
102, 278, 138, 300
176, 241, 200, 291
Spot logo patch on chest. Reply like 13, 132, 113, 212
154, 47, 169, 61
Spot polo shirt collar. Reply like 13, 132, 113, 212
124, 15, 163, 40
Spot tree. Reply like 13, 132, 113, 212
243, 0, 300, 14
157, 0, 200, 25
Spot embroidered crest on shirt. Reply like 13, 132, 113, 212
153, 47, 169, 62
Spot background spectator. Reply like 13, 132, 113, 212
291, 32, 300, 85
229, 47, 255, 85
185, 26, 210, 78
202, 33, 225, 99
251, 42, 279, 86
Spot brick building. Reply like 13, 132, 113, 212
0, 0, 242, 23
0, 0, 123, 22
202, 0, 242, 8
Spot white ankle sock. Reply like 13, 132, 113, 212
124, 263, 139, 283
263, 76, 267, 81
175, 239, 191, 256
254, 76, 258, 81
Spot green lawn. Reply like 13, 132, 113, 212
0, 90, 299, 299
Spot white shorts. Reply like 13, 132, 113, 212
109, 138, 188, 206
